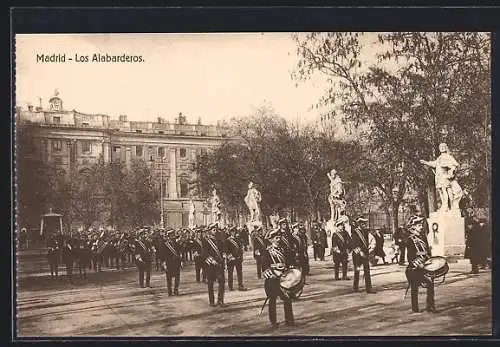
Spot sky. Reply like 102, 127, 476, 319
15, 33, 332, 126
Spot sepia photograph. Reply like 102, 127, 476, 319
14, 32, 491, 337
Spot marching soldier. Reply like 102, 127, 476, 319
350, 217, 376, 294
262, 228, 295, 328
405, 215, 435, 313
192, 228, 207, 283
291, 223, 308, 283
331, 215, 351, 281
46, 233, 60, 278
226, 227, 248, 291
161, 230, 182, 296
251, 225, 266, 279
133, 229, 155, 288
201, 223, 227, 307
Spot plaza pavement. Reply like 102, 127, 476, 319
16, 246, 491, 337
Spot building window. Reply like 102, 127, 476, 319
113, 146, 120, 152
158, 131, 164, 134
53, 116, 61, 124
158, 147, 165, 158
180, 182, 189, 198
136, 146, 143, 157
180, 148, 187, 158
179, 132, 186, 136
82, 122, 89, 127
81, 141, 91, 154
52, 140, 62, 152
200, 148, 207, 156
136, 129, 142, 133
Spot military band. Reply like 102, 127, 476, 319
39, 208, 458, 324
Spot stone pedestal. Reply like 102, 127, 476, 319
426, 210, 465, 257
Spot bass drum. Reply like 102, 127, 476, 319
280, 268, 304, 300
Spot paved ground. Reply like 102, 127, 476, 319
16, 247, 491, 337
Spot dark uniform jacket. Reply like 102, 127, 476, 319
331, 229, 351, 256
192, 237, 204, 259
406, 233, 431, 270
351, 226, 370, 260
161, 238, 182, 269
292, 231, 307, 263
251, 231, 266, 258
201, 235, 226, 268
226, 235, 244, 264
134, 238, 154, 264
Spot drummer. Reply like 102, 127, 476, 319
405, 215, 435, 313
262, 228, 295, 328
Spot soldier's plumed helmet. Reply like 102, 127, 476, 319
336, 215, 349, 226
355, 216, 368, 224
266, 229, 281, 240
407, 215, 424, 228
278, 218, 288, 225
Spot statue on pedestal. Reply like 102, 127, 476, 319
244, 181, 262, 223
188, 198, 196, 228
327, 169, 346, 223
420, 143, 463, 212
211, 188, 222, 223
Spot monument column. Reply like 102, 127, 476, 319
102, 141, 110, 163
46, 139, 52, 163
168, 148, 178, 198
125, 147, 132, 170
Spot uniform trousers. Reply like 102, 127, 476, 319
137, 260, 152, 287
227, 259, 244, 290
352, 255, 373, 292
406, 267, 435, 312
333, 252, 348, 279
206, 265, 225, 305
264, 277, 294, 325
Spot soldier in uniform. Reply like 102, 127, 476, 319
47, 233, 60, 278
277, 218, 298, 267
133, 229, 155, 288
298, 223, 310, 276
405, 215, 435, 313
160, 230, 182, 296
331, 215, 351, 281
201, 223, 227, 307
291, 223, 308, 283
192, 228, 206, 283
62, 234, 76, 283
350, 217, 376, 294
251, 225, 266, 279
262, 228, 295, 327
226, 227, 248, 291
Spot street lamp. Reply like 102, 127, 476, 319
150, 155, 165, 228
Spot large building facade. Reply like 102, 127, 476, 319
16, 92, 234, 228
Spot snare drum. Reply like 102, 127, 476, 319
423, 256, 449, 282
280, 268, 304, 300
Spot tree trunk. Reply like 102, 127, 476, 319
390, 201, 399, 234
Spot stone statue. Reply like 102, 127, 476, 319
211, 188, 222, 222
420, 142, 463, 212
188, 198, 196, 228
244, 181, 262, 222
327, 169, 346, 222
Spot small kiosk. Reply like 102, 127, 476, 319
40, 209, 64, 238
